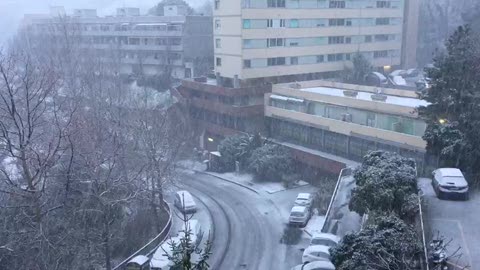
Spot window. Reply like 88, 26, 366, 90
268, 38, 284, 47
290, 19, 299, 28
327, 54, 336, 62
267, 57, 286, 66
328, 36, 345, 44
375, 18, 390, 25
329, 1, 345, 8
345, 53, 351, 60
365, 35, 373, 43
336, 54, 344, 61
290, 57, 298, 65
216, 57, 222, 66
267, 19, 273, 28
215, 19, 221, 29
243, 19, 251, 29
329, 19, 345, 26
374, 50, 388, 58
215, 38, 221, 48
215, 0, 220, 9
280, 19, 286, 27
377, 1, 391, 8
345, 37, 351, 44
244, 60, 251, 68
268, 0, 286, 7
346, 19, 352, 26
375, 34, 389, 42
316, 55, 324, 63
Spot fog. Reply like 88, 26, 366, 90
0, 0, 207, 46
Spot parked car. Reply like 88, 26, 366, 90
291, 261, 335, 270
294, 193, 313, 208
405, 68, 420, 77
150, 236, 182, 270
174, 190, 197, 213
309, 233, 341, 248
179, 219, 204, 247
365, 72, 388, 87
302, 245, 331, 264
289, 206, 311, 227
432, 168, 469, 200
126, 255, 150, 270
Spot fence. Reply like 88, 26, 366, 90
418, 192, 429, 270
113, 200, 173, 270
321, 167, 352, 233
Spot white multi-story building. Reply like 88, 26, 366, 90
21, 6, 213, 79
213, 0, 419, 83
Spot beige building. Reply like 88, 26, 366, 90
265, 80, 428, 169
213, 0, 419, 82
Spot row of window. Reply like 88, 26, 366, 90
240, 34, 398, 49
81, 36, 182, 46
269, 96, 426, 137
235, 50, 399, 68
268, 118, 425, 167
240, 0, 402, 9
33, 23, 183, 33
242, 17, 401, 29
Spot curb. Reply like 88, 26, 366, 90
193, 170, 259, 194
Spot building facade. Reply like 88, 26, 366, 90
265, 80, 428, 171
213, 0, 419, 82
22, 6, 213, 79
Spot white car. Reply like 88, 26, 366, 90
174, 190, 197, 213
179, 219, 204, 247
309, 233, 340, 248
289, 206, 311, 227
302, 245, 331, 264
432, 168, 469, 200
150, 236, 182, 270
294, 193, 313, 208
291, 261, 335, 270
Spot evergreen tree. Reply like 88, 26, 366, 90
419, 25, 480, 181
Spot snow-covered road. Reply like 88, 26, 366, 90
173, 171, 292, 270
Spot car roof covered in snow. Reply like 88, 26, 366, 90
128, 255, 149, 266
297, 193, 311, 199
436, 168, 464, 177
291, 206, 307, 213
304, 245, 331, 254
311, 233, 341, 242
304, 261, 335, 270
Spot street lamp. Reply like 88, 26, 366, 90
438, 118, 447, 125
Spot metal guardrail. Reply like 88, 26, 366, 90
418, 192, 429, 270
321, 167, 351, 233
113, 200, 173, 270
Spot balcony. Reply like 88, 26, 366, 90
191, 97, 264, 117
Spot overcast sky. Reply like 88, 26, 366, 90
0, 0, 207, 46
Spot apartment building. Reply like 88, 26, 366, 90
21, 6, 213, 79
265, 80, 428, 173
213, 0, 419, 82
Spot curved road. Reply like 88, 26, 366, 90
177, 172, 288, 270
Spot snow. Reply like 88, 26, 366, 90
1, 156, 21, 182
128, 255, 149, 266
271, 94, 305, 103
304, 213, 326, 237
297, 193, 311, 200
392, 75, 407, 86
435, 168, 464, 177
300, 86, 430, 108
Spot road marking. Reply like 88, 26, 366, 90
430, 218, 473, 268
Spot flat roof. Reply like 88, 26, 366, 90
300, 86, 429, 108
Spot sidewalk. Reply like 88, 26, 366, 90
177, 160, 309, 195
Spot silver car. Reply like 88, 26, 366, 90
432, 168, 469, 200
289, 206, 311, 227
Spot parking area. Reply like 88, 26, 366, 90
418, 178, 479, 269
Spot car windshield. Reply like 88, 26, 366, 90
291, 211, 304, 217
311, 239, 335, 246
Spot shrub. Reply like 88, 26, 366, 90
247, 144, 294, 182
